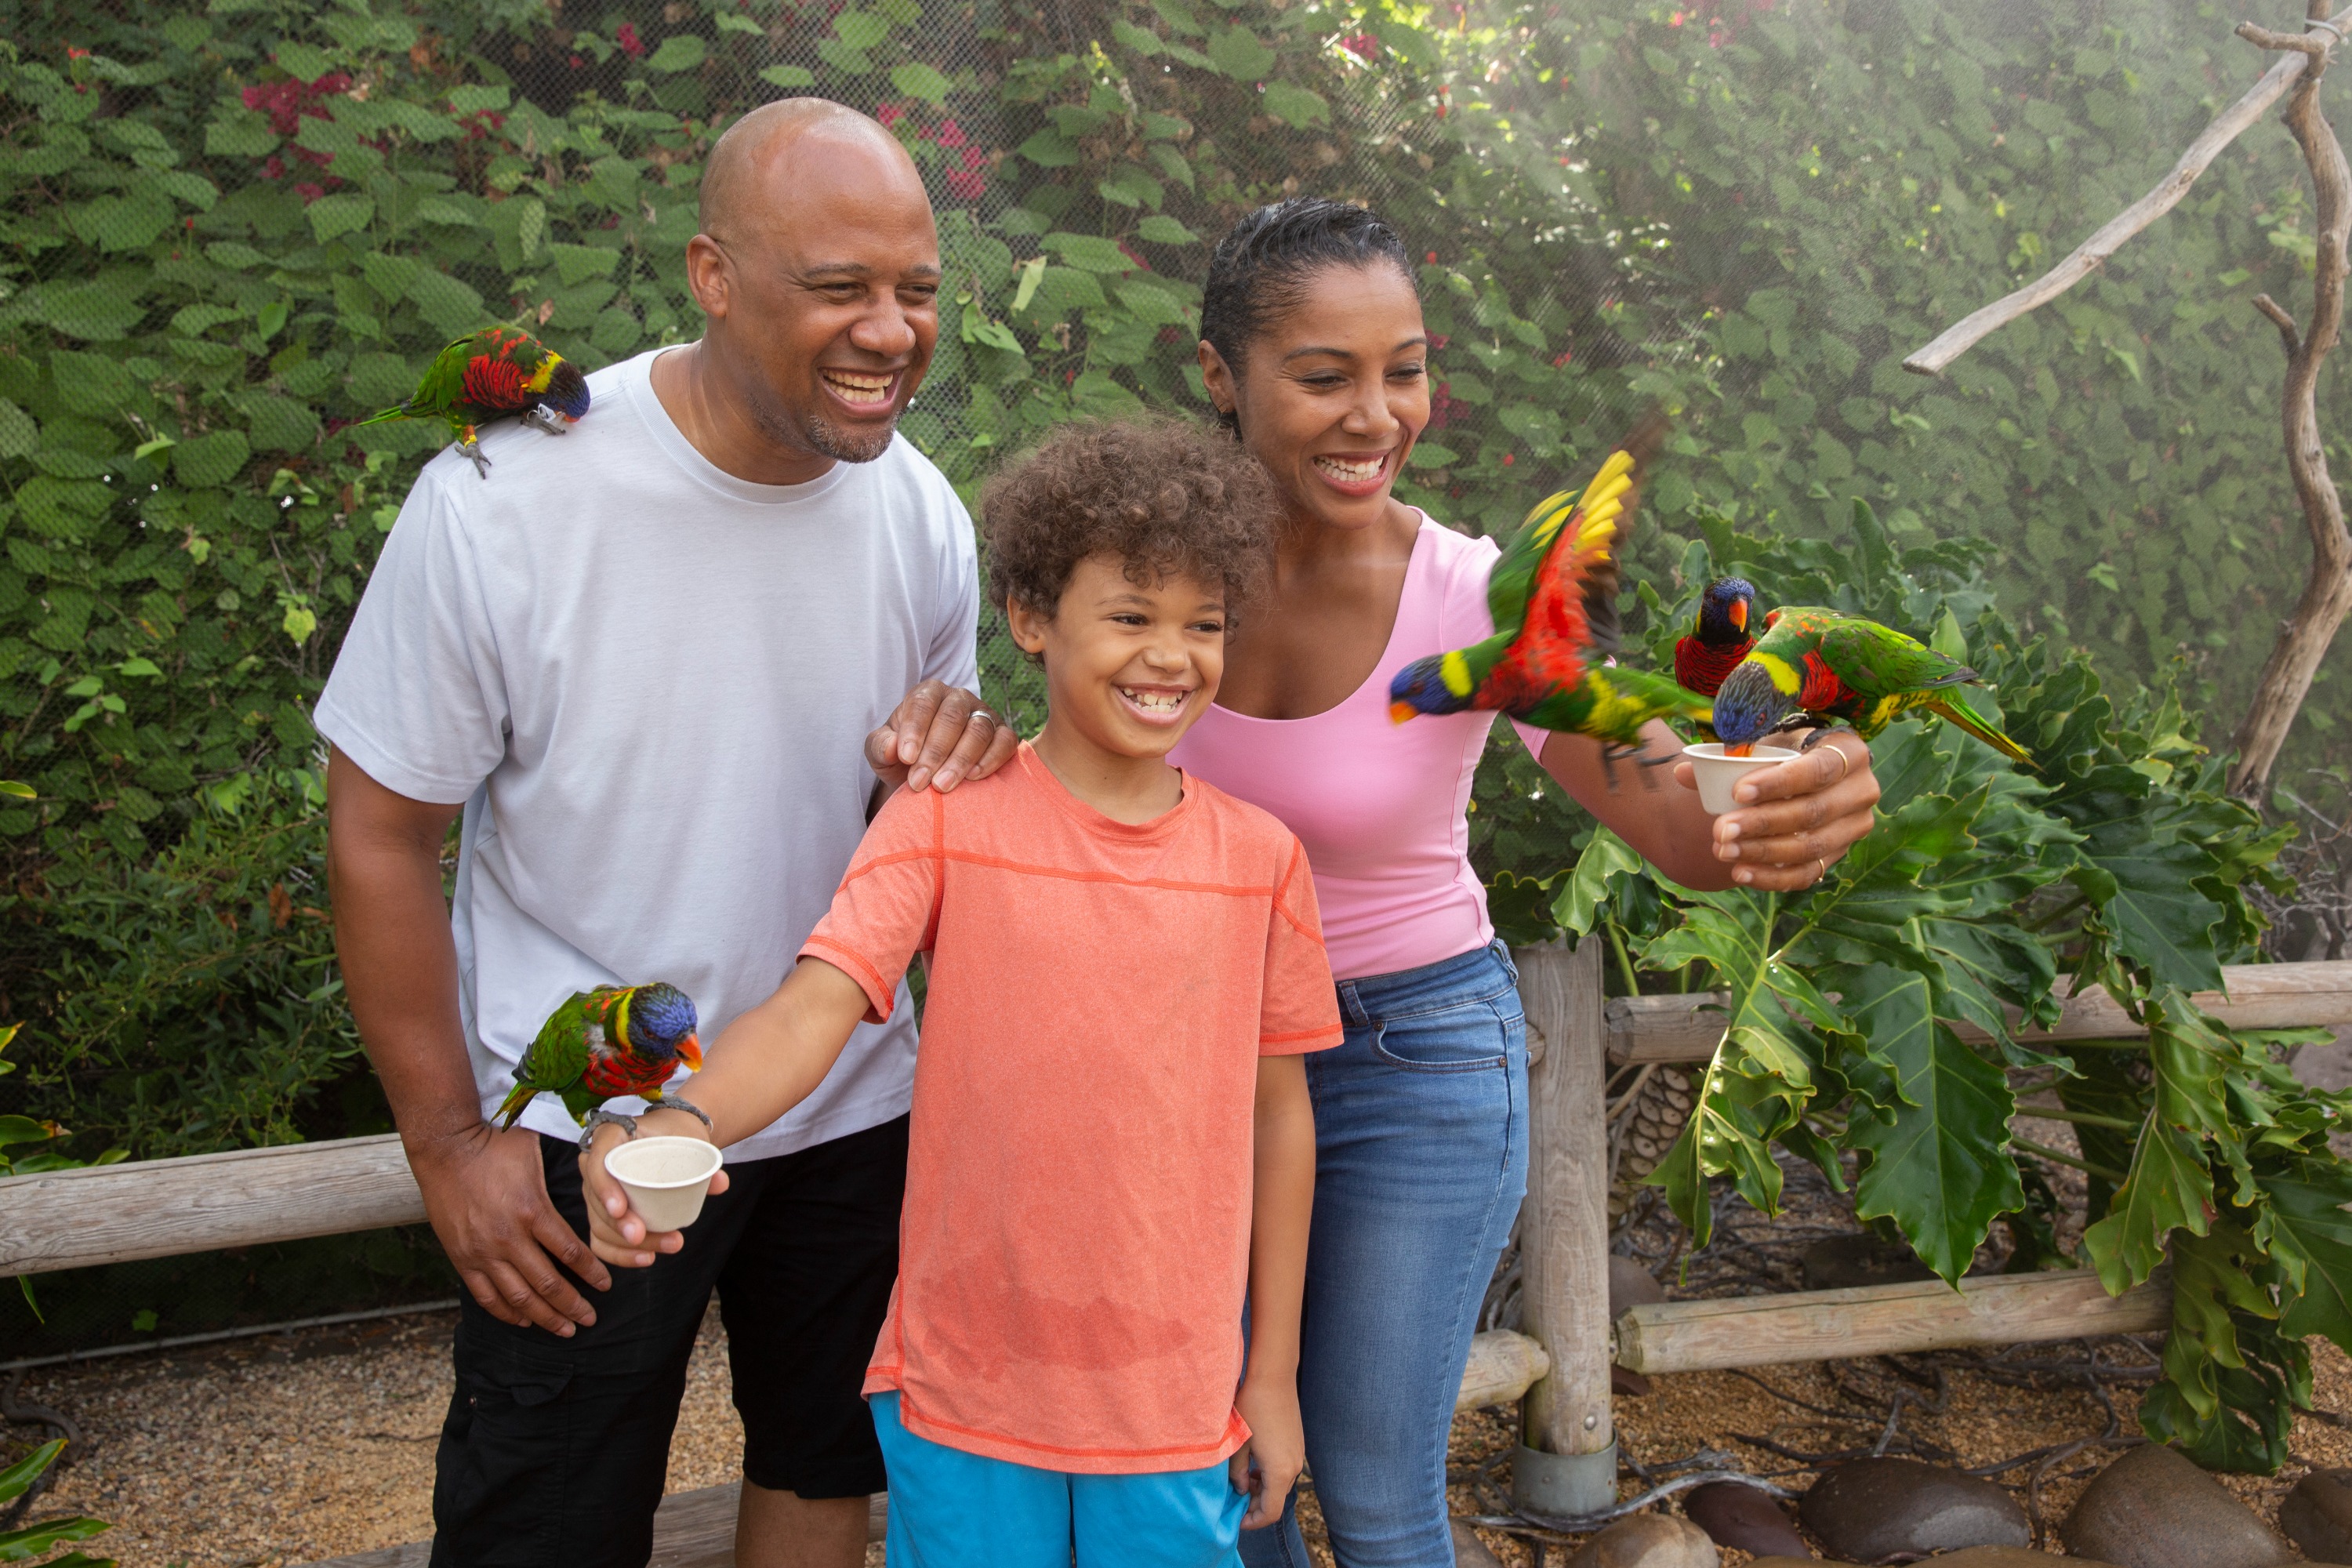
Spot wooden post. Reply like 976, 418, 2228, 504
1511, 938, 1615, 1517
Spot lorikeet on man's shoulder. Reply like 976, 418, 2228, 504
1674, 576, 1758, 697
495, 982, 702, 1129
1711, 605, 2032, 765
357, 326, 591, 480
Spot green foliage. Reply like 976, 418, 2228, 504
0, 1441, 110, 1568
1536, 502, 2352, 1471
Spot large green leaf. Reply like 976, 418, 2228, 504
2263, 1167, 2352, 1351
2084, 1118, 2214, 1294
1844, 967, 2021, 1281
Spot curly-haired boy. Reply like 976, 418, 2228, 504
584, 417, 1341, 1568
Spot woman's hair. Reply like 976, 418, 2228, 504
983, 416, 1280, 623
1198, 197, 1418, 431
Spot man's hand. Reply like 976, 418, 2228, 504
864, 680, 1017, 793
1677, 730, 1882, 891
1230, 1374, 1305, 1530
580, 1111, 730, 1268
410, 1122, 612, 1337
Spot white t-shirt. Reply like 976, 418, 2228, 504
315, 347, 978, 1161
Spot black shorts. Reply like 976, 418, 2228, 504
427, 1116, 908, 1568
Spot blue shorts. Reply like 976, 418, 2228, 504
871, 1392, 1247, 1568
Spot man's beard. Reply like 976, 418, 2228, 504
753, 389, 899, 465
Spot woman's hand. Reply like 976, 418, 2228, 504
1675, 730, 1880, 891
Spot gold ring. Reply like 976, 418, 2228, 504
1813, 856, 1828, 884
1826, 743, 1851, 784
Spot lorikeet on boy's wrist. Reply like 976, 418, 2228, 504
496, 982, 703, 1130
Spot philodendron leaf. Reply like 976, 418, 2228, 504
2059, 1051, 2147, 1221
2145, 990, 2238, 1143
1844, 967, 2022, 1282
2074, 818, 2227, 993
2263, 1165, 2352, 1352
2084, 1117, 2215, 1294
1552, 829, 1643, 939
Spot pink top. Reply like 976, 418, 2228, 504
1171, 517, 1542, 982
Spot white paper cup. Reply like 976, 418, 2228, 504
604, 1135, 723, 1232
1683, 742, 1801, 815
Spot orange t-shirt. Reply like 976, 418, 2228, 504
801, 743, 1343, 1473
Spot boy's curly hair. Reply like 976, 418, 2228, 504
983, 416, 1279, 623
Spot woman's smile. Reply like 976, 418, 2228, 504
1312, 450, 1396, 497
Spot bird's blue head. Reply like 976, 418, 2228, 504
1695, 578, 1757, 646
1388, 652, 1475, 723
621, 982, 702, 1069
1710, 661, 1784, 750
539, 360, 592, 423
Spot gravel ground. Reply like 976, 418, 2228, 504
5, 1297, 2347, 1567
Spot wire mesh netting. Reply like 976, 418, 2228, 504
4, 0, 2350, 1349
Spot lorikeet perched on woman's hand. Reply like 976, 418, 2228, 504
495, 982, 702, 1128
1389, 426, 1706, 769
1711, 607, 2032, 765
1674, 577, 1759, 697
357, 326, 591, 479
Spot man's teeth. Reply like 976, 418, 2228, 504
1120, 687, 1186, 713
822, 371, 895, 406
1315, 454, 1386, 482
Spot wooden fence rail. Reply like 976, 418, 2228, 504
16, 954, 2345, 1535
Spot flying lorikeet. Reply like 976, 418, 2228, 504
495, 982, 702, 1129
1709, 607, 2033, 764
356, 326, 590, 479
1674, 577, 1759, 697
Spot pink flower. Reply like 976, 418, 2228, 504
960, 144, 986, 170
945, 168, 986, 200
1668, 9, 1686, 23
876, 100, 904, 128
570, 53, 584, 68
1116, 239, 1151, 272
1337, 32, 1377, 60
616, 23, 644, 57
294, 181, 326, 203
933, 118, 966, 147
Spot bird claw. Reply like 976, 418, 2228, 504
1798, 725, 1856, 753
456, 440, 492, 479
522, 406, 569, 437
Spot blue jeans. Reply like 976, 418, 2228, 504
1242, 941, 1530, 1568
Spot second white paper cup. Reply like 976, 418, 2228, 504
604, 1135, 724, 1232
1683, 742, 1801, 815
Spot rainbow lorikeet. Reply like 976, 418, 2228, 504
356, 326, 590, 479
495, 982, 702, 1128
1674, 577, 1759, 697
1710, 607, 2033, 765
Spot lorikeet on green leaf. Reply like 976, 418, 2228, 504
1389, 427, 1706, 771
357, 326, 590, 479
1710, 606, 2033, 765
1674, 577, 1758, 697
495, 982, 702, 1128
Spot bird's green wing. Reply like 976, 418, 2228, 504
1814, 618, 1975, 698
354, 333, 484, 426
516, 993, 591, 1092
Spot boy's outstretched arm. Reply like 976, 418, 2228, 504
1232, 1053, 1316, 1530
579, 956, 874, 1268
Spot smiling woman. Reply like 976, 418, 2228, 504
1168, 197, 1886, 1568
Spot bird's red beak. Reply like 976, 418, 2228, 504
677, 1034, 703, 1071
1730, 600, 1748, 633
1389, 700, 1417, 726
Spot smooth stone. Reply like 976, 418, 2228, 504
1610, 1254, 1668, 1316
1798, 1232, 1937, 1291
1566, 1512, 1719, 1567
1684, 1481, 1810, 1557
1745, 1559, 1848, 1568
2283, 1468, 2352, 1563
2060, 1443, 2294, 1568
1452, 1517, 1504, 1568
1935, 1551, 2122, 1567
1799, 1457, 2031, 1559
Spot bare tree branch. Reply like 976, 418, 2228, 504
2230, 4, 2352, 801
1903, 48, 2313, 376
2256, 291, 2305, 353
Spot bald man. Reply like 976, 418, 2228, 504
320, 100, 1016, 1568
